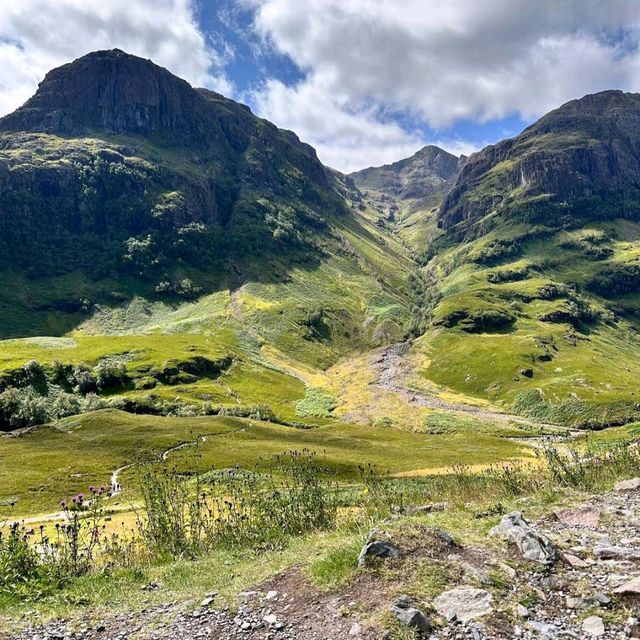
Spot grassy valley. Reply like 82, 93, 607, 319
3, 52, 640, 640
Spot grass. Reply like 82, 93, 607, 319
2, 431, 640, 633
417, 218, 640, 427
0, 408, 534, 518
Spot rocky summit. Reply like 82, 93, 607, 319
439, 90, 640, 233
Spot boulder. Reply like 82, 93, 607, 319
489, 511, 558, 565
432, 588, 493, 622
357, 540, 400, 567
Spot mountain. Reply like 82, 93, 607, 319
351, 145, 464, 216
0, 50, 410, 346
0, 49, 345, 283
413, 90, 640, 427
439, 90, 640, 234
2, 52, 640, 432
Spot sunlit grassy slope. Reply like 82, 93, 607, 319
414, 218, 640, 427
0, 409, 531, 517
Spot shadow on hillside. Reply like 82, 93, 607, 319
0, 212, 384, 341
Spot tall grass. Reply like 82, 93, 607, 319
3, 438, 640, 603
136, 450, 338, 559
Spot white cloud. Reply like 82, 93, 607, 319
251, 77, 430, 172
246, 0, 640, 171
0, 0, 231, 117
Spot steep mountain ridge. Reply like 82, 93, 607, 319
408, 90, 640, 427
439, 90, 640, 234
0, 49, 344, 284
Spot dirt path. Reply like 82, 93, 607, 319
373, 342, 559, 430
15, 481, 640, 639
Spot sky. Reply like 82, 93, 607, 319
2, 1, 640, 172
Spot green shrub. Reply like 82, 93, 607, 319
0, 387, 49, 429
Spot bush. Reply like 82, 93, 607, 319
0, 387, 49, 429
94, 361, 129, 391
295, 387, 336, 418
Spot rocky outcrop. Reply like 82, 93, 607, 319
350, 145, 464, 213
489, 511, 558, 565
438, 90, 640, 232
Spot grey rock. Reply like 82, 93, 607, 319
613, 576, 640, 594
594, 544, 640, 561
393, 594, 413, 609
614, 478, 640, 492
489, 511, 558, 565
391, 607, 431, 633
582, 615, 605, 637
526, 620, 557, 636
357, 540, 400, 567
432, 588, 493, 622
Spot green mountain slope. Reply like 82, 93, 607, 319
414, 91, 640, 427
0, 50, 413, 430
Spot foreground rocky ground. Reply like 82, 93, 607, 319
11, 479, 640, 640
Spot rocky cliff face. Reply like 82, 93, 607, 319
351, 145, 464, 212
0, 50, 342, 279
439, 90, 640, 232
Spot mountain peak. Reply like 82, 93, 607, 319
350, 144, 463, 208
0, 49, 206, 138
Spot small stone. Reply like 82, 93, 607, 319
357, 540, 400, 567
562, 552, 588, 568
594, 545, 640, 561
348, 622, 362, 636
592, 591, 611, 605
554, 506, 601, 527
263, 614, 279, 626
613, 576, 640, 595
614, 478, 640, 492
392, 607, 430, 633
393, 595, 413, 609
201, 596, 216, 608
526, 620, 557, 635
266, 590, 278, 600
566, 596, 584, 609
628, 617, 640, 639
582, 615, 605, 637
516, 604, 529, 618
434, 527, 456, 546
